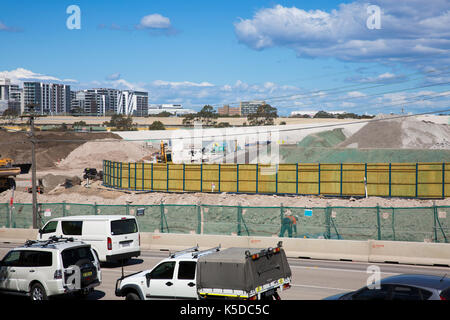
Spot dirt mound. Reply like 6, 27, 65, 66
339, 115, 450, 149
0, 129, 121, 169
57, 140, 154, 171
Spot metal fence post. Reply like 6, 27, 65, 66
389, 163, 392, 197
442, 163, 446, 199
318, 163, 321, 195
236, 164, 239, 193
376, 203, 381, 240
237, 203, 242, 236
340, 163, 343, 196
167, 164, 170, 192
433, 201, 438, 243
160, 201, 165, 233
62, 201, 66, 217
256, 164, 259, 193
151, 163, 154, 191
325, 203, 331, 239
415, 163, 418, 198
296, 163, 299, 194
94, 202, 98, 215
197, 203, 202, 235
218, 164, 221, 193
183, 164, 186, 191
200, 163, 203, 192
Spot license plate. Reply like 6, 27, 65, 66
83, 271, 93, 277
121, 242, 131, 247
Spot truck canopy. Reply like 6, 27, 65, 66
196, 247, 291, 292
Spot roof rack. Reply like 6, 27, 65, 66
170, 245, 199, 258
24, 236, 75, 248
192, 245, 221, 259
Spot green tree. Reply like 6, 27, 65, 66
247, 104, 278, 126
182, 113, 196, 127
148, 120, 166, 130
196, 105, 218, 127
314, 111, 335, 118
104, 114, 136, 131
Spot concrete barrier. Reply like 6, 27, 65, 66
368, 240, 450, 266
1, 228, 450, 267
0, 227, 38, 244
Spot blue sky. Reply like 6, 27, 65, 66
1, 0, 449, 115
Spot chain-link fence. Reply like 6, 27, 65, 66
1, 202, 449, 243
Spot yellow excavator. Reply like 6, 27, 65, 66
156, 140, 172, 163
0, 157, 31, 192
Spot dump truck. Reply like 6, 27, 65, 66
115, 241, 292, 300
0, 157, 31, 192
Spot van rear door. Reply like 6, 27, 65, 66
110, 218, 140, 253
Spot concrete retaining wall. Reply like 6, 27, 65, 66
1, 228, 449, 266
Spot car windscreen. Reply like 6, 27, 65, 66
111, 218, 138, 235
61, 246, 95, 268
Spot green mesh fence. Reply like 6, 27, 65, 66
202, 205, 240, 236
0, 203, 8, 228
2, 202, 449, 243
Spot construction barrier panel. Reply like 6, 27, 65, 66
1, 202, 449, 243
103, 161, 450, 198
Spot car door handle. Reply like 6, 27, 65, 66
10, 269, 15, 273
29, 270, 35, 273
188, 282, 195, 287
165, 282, 173, 286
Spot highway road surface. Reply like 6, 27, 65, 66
0, 243, 449, 300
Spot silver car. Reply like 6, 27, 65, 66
324, 274, 450, 300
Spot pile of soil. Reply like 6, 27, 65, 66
339, 115, 450, 149
0, 129, 120, 169
57, 140, 154, 171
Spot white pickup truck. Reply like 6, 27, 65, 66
115, 242, 292, 300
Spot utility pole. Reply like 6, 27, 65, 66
21, 105, 44, 229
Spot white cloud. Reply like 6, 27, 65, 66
0, 68, 65, 84
347, 91, 366, 97
137, 14, 171, 29
234, 1, 450, 65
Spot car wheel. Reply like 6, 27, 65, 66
125, 292, 140, 300
30, 283, 48, 301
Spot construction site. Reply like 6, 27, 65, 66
0, 114, 448, 207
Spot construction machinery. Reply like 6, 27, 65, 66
0, 157, 31, 192
156, 140, 172, 163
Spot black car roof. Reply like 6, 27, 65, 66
381, 274, 450, 290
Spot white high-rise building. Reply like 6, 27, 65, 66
24, 82, 71, 114
118, 90, 148, 116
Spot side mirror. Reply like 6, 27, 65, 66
145, 273, 151, 287
38, 229, 43, 234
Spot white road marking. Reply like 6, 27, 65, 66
291, 284, 354, 292
290, 265, 399, 275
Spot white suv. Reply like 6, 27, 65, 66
0, 237, 102, 300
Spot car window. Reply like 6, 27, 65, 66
420, 289, 433, 300
41, 221, 58, 234
151, 262, 175, 280
20, 251, 53, 267
178, 261, 196, 280
2, 251, 22, 267
391, 285, 422, 300
111, 219, 138, 235
61, 246, 94, 268
62, 221, 83, 236
352, 285, 390, 300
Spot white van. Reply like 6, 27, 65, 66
37, 216, 140, 263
